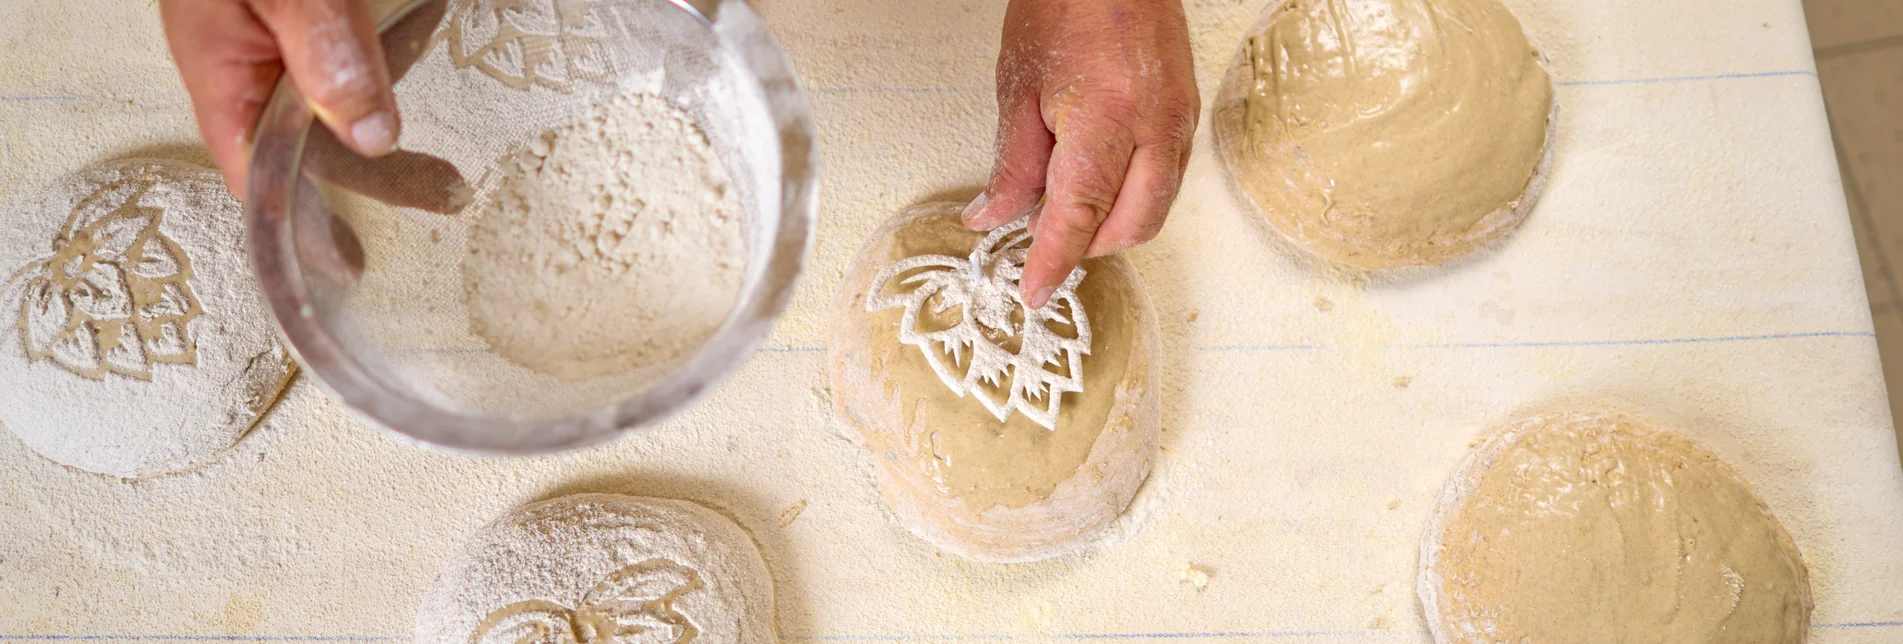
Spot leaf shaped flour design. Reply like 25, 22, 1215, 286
8, 172, 202, 381
864, 215, 1091, 430
473, 601, 580, 644
473, 558, 703, 644
440, 0, 615, 92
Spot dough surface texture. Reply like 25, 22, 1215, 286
0, 159, 296, 478
828, 203, 1161, 563
415, 493, 778, 644
463, 90, 744, 382
1420, 412, 1812, 643
1213, 0, 1555, 269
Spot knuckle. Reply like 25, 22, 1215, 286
1055, 149, 1127, 204
1149, 100, 1200, 145
304, 75, 377, 109
1051, 200, 1111, 235
989, 156, 1044, 190
1132, 219, 1165, 243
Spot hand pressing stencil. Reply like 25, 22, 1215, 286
962, 0, 1199, 309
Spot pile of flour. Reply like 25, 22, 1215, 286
463, 91, 744, 382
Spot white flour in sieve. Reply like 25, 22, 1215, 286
463, 90, 744, 382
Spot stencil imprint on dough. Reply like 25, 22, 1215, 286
10, 173, 201, 381
472, 558, 703, 644
865, 215, 1090, 430
439, 0, 615, 92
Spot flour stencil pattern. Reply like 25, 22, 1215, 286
11, 172, 201, 381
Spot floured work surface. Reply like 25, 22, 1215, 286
2, 0, 1900, 641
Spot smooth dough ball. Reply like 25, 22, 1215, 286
826, 202, 1161, 563
0, 159, 296, 478
1213, 0, 1556, 269
415, 493, 779, 644
1420, 412, 1812, 643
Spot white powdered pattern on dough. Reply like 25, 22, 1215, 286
0, 159, 296, 478
414, 493, 778, 644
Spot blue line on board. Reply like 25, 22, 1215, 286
1202, 330, 1874, 352
812, 69, 1817, 94
0, 95, 87, 102
1815, 621, 1903, 628
772, 330, 1875, 356
1048, 631, 1380, 640
5, 621, 1899, 641
1556, 69, 1816, 87
757, 346, 826, 353
0, 638, 397, 642
813, 87, 987, 94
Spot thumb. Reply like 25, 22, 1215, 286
964, 44, 1055, 231
252, 0, 400, 157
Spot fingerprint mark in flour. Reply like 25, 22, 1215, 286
437, 0, 615, 92
11, 173, 201, 381
472, 558, 703, 644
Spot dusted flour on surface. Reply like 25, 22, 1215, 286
414, 493, 778, 644
463, 91, 744, 382
0, 159, 297, 478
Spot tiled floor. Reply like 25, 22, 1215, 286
1804, 0, 1903, 461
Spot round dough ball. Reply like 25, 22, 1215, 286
1420, 412, 1812, 643
1212, 0, 1556, 269
416, 494, 779, 644
0, 159, 296, 478
827, 202, 1161, 563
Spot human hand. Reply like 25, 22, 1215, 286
962, 0, 1199, 309
161, 0, 406, 199
163, 0, 468, 282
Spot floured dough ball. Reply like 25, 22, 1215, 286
416, 494, 778, 644
1419, 412, 1811, 643
0, 159, 296, 478
1212, 0, 1556, 269
827, 202, 1161, 563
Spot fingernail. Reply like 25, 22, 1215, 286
350, 111, 398, 156
961, 193, 990, 226
1025, 285, 1056, 309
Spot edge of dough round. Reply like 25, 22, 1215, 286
1418, 412, 1813, 643
826, 202, 1163, 563
1212, 0, 1559, 270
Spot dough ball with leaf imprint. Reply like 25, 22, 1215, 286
0, 159, 296, 478
416, 493, 778, 644
827, 202, 1161, 563
1213, 0, 1556, 269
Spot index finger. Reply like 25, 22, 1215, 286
251, 0, 400, 157
1020, 112, 1136, 309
